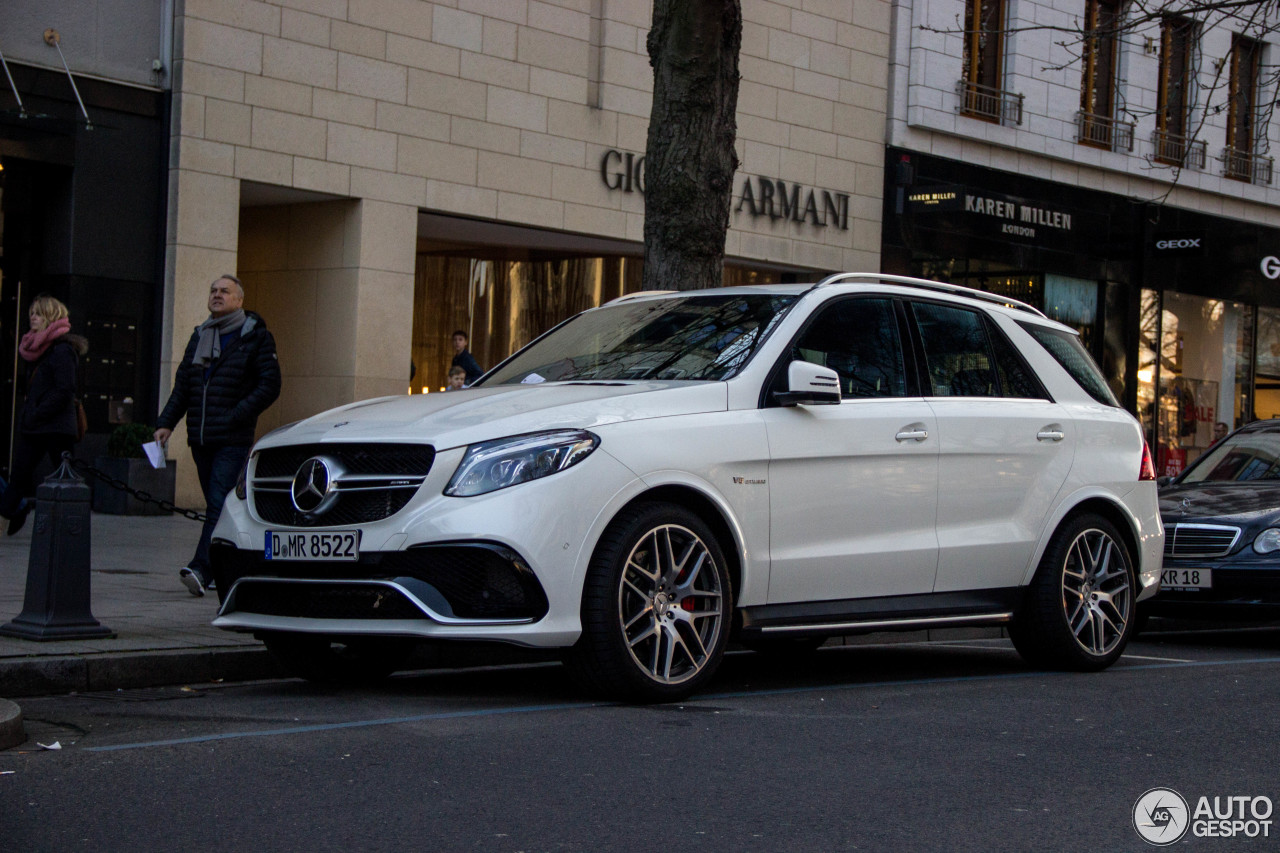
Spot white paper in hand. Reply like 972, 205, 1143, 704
141, 441, 167, 470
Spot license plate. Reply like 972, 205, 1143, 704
1161, 567, 1212, 590
265, 530, 360, 561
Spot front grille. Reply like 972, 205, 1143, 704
211, 541, 549, 621
255, 444, 435, 477
250, 442, 433, 527
254, 490, 415, 527
1165, 523, 1241, 558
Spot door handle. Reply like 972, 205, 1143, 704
1037, 428, 1065, 442
895, 428, 929, 442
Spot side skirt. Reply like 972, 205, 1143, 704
736, 589, 1021, 639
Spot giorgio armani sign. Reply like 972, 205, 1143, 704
600, 149, 850, 231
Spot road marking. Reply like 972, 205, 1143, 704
83, 701, 602, 753
1120, 653, 1195, 663
83, 655, 1280, 753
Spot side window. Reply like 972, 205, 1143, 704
912, 302, 1002, 397
988, 322, 1047, 399
792, 298, 907, 398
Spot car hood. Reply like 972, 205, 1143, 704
1159, 481, 1280, 524
257, 381, 729, 451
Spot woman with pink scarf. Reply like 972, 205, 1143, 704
0, 295, 88, 535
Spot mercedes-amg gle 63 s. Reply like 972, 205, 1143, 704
209, 274, 1164, 701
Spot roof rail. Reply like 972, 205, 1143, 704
815, 273, 1046, 319
605, 290, 677, 305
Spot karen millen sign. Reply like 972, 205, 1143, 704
906, 186, 1076, 241
601, 149, 850, 231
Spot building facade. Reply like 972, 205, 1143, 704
0, 1, 170, 478
3, 0, 891, 503
886, 0, 1280, 477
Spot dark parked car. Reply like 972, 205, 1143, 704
1152, 419, 1280, 620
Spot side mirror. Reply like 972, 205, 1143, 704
773, 361, 841, 406
1156, 476, 1171, 488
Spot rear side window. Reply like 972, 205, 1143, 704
1020, 323, 1119, 407
910, 302, 1043, 399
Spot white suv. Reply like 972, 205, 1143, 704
210, 273, 1163, 701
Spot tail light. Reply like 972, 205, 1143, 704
1139, 441, 1156, 481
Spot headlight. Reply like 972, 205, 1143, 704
445, 430, 599, 497
234, 452, 254, 501
1254, 528, 1280, 554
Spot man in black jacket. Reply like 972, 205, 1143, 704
155, 275, 281, 596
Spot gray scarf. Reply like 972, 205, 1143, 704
193, 309, 247, 367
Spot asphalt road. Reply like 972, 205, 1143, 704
4, 628, 1280, 852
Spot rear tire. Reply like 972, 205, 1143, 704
1009, 513, 1135, 671
262, 633, 414, 684
567, 502, 732, 702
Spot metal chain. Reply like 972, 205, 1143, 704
67, 457, 208, 522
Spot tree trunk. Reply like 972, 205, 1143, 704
642, 0, 742, 291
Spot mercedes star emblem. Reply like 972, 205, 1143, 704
291, 457, 337, 514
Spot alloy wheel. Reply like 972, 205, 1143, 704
617, 523, 725, 685
1060, 528, 1131, 657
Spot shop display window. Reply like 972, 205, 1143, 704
1139, 290, 1252, 478
1254, 307, 1280, 420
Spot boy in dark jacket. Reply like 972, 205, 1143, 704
155, 275, 281, 596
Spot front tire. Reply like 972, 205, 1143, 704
568, 502, 732, 702
1009, 513, 1135, 671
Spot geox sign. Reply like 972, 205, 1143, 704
1152, 232, 1206, 256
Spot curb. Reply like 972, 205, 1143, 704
0, 698, 23, 750
0, 646, 281, 698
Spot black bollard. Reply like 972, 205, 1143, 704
0, 454, 113, 640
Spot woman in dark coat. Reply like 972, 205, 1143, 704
0, 294, 88, 535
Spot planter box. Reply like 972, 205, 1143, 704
90, 457, 176, 515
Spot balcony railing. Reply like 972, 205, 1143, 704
957, 80, 1023, 126
1152, 129, 1207, 169
1221, 147, 1274, 185
1076, 112, 1135, 152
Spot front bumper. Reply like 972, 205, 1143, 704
208, 443, 642, 647
1146, 561, 1280, 618
212, 540, 549, 631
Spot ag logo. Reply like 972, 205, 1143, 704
1133, 787, 1190, 845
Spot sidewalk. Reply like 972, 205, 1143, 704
0, 510, 275, 698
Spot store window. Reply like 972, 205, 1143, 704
1254, 307, 1280, 420
410, 246, 792, 394
1139, 289, 1253, 478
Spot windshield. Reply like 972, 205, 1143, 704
482, 293, 798, 385
1179, 428, 1280, 483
